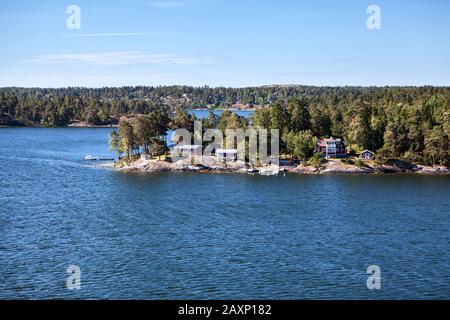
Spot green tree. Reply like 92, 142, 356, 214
308, 152, 323, 169
133, 115, 154, 154
218, 110, 247, 133
171, 107, 192, 130
151, 138, 168, 160
108, 130, 122, 157
345, 104, 372, 150
269, 102, 287, 131
284, 130, 317, 162
203, 111, 218, 129
423, 126, 449, 165
97, 109, 109, 124
311, 106, 332, 137
118, 117, 136, 158
251, 107, 271, 129
287, 97, 311, 132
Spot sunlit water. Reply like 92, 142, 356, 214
0, 128, 449, 299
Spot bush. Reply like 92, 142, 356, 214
375, 148, 391, 165
354, 159, 364, 168
402, 150, 431, 165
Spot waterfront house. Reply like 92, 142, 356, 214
216, 149, 238, 163
317, 137, 347, 158
360, 150, 375, 160
172, 145, 202, 157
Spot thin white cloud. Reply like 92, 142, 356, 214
150, 0, 214, 8
151, 1, 186, 8
64, 32, 160, 37
25, 51, 216, 66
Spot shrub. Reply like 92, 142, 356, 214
354, 159, 364, 168
375, 148, 391, 165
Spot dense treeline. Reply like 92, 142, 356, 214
251, 95, 449, 166
1, 85, 448, 124
112, 96, 449, 166
1, 85, 449, 165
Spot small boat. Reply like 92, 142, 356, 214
247, 168, 258, 174
83, 154, 100, 161
259, 166, 280, 176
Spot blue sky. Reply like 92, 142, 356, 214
0, 0, 449, 87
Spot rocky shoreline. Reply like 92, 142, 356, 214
112, 158, 449, 175
115, 157, 250, 174
292, 160, 449, 175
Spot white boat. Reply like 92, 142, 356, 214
259, 166, 280, 176
83, 154, 100, 161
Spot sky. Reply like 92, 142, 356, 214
0, 0, 449, 88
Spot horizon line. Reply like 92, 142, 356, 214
1, 84, 449, 90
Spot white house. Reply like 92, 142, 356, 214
172, 145, 202, 157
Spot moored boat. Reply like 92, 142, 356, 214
83, 154, 100, 161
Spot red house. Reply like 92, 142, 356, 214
317, 137, 347, 158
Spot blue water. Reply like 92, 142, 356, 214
0, 128, 449, 299
190, 109, 254, 119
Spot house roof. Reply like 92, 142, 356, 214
173, 145, 202, 150
361, 150, 375, 154
317, 137, 344, 147
216, 149, 238, 153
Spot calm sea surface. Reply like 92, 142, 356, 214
0, 128, 449, 299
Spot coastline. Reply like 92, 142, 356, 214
1, 109, 253, 128
0, 124, 118, 128
112, 158, 450, 175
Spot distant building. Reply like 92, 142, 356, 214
317, 137, 347, 158
360, 150, 375, 160
216, 149, 238, 163
172, 145, 202, 157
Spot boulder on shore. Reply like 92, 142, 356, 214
414, 165, 450, 174
115, 158, 449, 175
292, 160, 373, 174
117, 158, 249, 173
117, 159, 173, 172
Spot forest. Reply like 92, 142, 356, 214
1, 85, 449, 165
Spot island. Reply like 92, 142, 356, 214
1, 85, 448, 173
104, 93, 448, 175
112, 155, 449, 175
